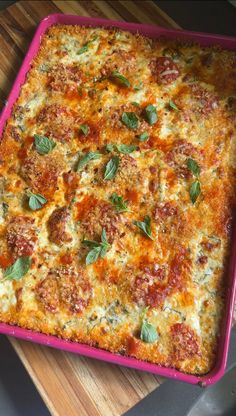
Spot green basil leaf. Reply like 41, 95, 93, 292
28, 192, 47, 211
34, 135, 56, 155
144, 105, 158, 125
80, 124, 89, 135
111, 71, 130, 87
140, 321, 158, 343
77, 36, 97, 55
110, 193, 128, 212
78, 45, 88, 55
187, 158, 200, 177
86, 246, 102, 265
83, 228, 110, 265
138, 132, 149, 142
116, 144, 137, 154
3, 256, 32, 281
77, 151, 102, 170
169, 100, 180, 111
104, 156, 119, 180
133, 215, 154, 240
189, 180, 201, 204
82, 239, 101, 248
121, 112, 139, 129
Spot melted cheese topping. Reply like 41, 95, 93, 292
0, 25, 236, 375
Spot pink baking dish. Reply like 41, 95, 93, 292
0, 13, 236, 386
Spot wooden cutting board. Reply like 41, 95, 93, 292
0, 1, 181, 415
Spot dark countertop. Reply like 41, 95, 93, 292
0, 335, 50, 416
155, 0, 236, 37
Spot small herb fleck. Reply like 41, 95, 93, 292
77, 45, 88, 55
138, 132, 149, 142
2, 202, 9, 216
77, 36, 98, 55
79, 124, 89, 136
163, 47, 181, 60
133, 81, 143, 91
39, 64, 49, 73
169, 100, 180, 111
105, 144, 114, 153
110, 193, 128, 212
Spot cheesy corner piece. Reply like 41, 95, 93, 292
0, 24, 236, 376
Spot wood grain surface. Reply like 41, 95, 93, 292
0, 1, 180, 415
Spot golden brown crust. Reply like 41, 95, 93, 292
47, 207, 72, 245
21, 149, 64, 199
6, 216, 37, 259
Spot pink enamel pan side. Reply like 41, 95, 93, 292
0, 13, 236, 386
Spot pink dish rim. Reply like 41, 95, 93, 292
0, 13, 236, 386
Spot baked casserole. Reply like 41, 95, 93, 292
0, 25, 236, 375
